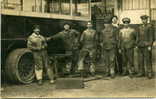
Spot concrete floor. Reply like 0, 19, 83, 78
1, 76, 156, 98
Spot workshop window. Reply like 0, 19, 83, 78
122, 0, 150, 10
151, 0, 156, 20
1, 0, 21, 10
72, 0, 90, 17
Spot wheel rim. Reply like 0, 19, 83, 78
18, 52, 35, 83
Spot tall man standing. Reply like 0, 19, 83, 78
100, 18, 118, 78
51, 23, 80, 74
111, 16, 122, 74
78, 22, 98, 77
27, 25, 54, 85
119, 18, 136, 78
136, 15, 155, 79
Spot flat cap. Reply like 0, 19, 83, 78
33, 25, 40, 32
33, 24, 40, 29
122, 17, 131, 23
140, 15, 149, 19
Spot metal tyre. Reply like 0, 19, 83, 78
5, 48, 35, 84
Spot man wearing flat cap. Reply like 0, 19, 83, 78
100, 17, 119, 78
78, 22, 98, 77
27, 25, 54, 85
118, 18, 136, 78
136, 15, 155, 79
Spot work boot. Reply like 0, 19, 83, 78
147, 73, 153, 79
104, 73, 110, 77
121, 72, 128, 76
80, 71, 85, 78
38, 80, 43, 85
110, 69, 115, 79
129, 73, 134, 78
1, 88, 4, 92
110, 74, 115, 79
90, 72, 95, 77
136, 73, 144, 77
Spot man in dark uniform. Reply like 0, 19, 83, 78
136, 15, 155, 79
51, 23, 80, 74
78, 22, 98, 77
119, 18, 136, 78
27, 25, 54, 85
100, 17, 118, 78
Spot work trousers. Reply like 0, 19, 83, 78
78, 48, 96, 73
138, 47, 153, 75
103, 49, 116, 75
121, 48, 135, 74
33, 50, 54, 80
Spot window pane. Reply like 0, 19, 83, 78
133, 0, 139, 9
151, 0, 156, 8
72, 0, 90, 17
23, 0, 35, 12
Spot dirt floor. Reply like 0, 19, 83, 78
1, 75, 156, 98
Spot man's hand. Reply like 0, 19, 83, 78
135, 46, 138, 49
148, 46, 152, 51
119, 49, 122, 53
46, 36, 53, 41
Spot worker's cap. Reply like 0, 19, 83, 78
140, 15, 149, 20
122, 17, 131, 23
63, 22, 72, 26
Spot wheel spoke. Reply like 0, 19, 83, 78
18, 53, 34, 81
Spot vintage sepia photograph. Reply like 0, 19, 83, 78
1, 0, 156, 98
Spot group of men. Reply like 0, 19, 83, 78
27, 15, 155, 85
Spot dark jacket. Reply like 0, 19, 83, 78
52, 29, 80, 51
101, 24, 118, 50
137, 23, 155, 48
80, 28, 97, 50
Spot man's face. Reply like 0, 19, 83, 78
64, 24, 70, 30
123, 22, 129, 28
142, 19, 148, 24
87, 23, 92, 28
34, 29, 40, 35
112, 17, 118, 24
35, 31, 40, 35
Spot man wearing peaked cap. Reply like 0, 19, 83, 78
118, 18, 136, 78
136, 15, 155, 79
140, 15, 149, 20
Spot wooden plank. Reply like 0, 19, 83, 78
55, 78, 84, 89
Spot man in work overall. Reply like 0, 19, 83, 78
78, 22, 98, 77
27, 25, 54, 85
136, 15, 155, 79
51, 23, 80, 75
119, 18, 137, 78
100, 17, 118, 78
